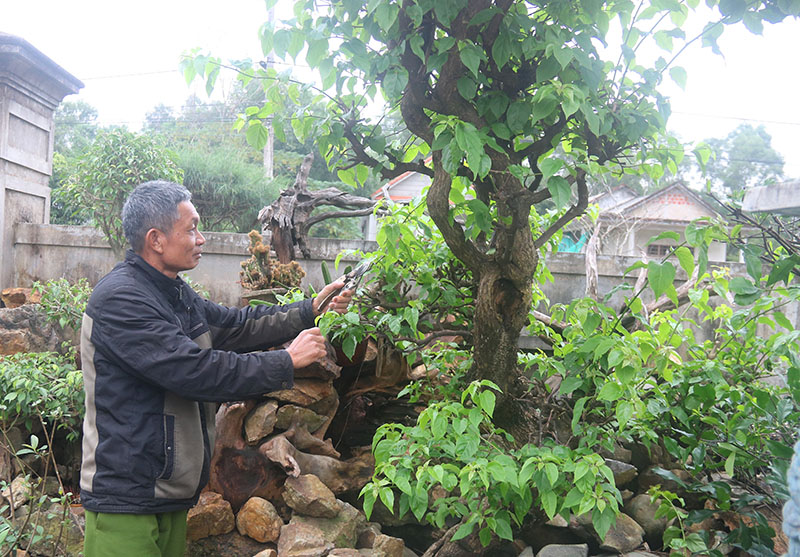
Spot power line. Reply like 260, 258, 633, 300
79, 59, 307, 81
672, 111, 800, 127
81, 69, 179, 80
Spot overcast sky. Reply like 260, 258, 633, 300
3, 0, 799, 178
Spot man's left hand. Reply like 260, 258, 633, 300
313, 280, 354, 316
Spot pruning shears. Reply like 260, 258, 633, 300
316, 261, 372, 312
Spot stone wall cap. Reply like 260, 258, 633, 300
0, 31, 84, 94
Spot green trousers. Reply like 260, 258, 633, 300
84, 509, 188, 557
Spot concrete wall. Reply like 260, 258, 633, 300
12, 224, 372, 307
0, 33, 83, 291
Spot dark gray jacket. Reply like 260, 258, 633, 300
80, 250, 315, 513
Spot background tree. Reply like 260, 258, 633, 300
702, 123, 785, 196
50, 100, 103, 224
187, 1, 798, 433
58, 129, 183, 257
53, 99, 101, 158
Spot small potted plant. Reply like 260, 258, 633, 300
240, 230, 306, 305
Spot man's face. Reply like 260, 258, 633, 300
158, 201, 205, 277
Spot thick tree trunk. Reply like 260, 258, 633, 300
470, 264, 534, 396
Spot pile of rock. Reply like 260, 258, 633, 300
187, 473, 411, 557
0, 292, 75, 356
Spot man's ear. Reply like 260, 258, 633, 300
144, 228, 164, 254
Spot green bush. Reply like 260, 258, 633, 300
361, 379, 620, 545
32, 278, 91, 332
0, 352, 83, 441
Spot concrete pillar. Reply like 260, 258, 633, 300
0, 32, 82, 290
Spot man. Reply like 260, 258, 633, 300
80, 180, 352, 556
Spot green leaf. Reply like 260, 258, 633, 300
379, 486, 395, 512
492, 31, 513, 69
767, 255, 799, 286
383, 66, 409, 98
531, 96, 558, 122
724, 451, 736, 477
646, 231, 680, 246
647, 261, 676, 300
669, 67, 687, 90
457, 77, 477, 100
547, 176, 571, 209
674, 247, 694, 275
451, 520, 476, 542
361, 487, 376, 518
541, 490, 558, 519
743, 245, 763, 280
571, 396, 588, 435
480, 390, 496, 417
307, 38, 329, 67
536, 56, 560, 81
493, 513, 514, 541
539, 158, 564, 180
507, 101, 532, 132
598, 382, 623, 402
544, 463, 559, 486
246, 123, 269, 150
459, 43, 483, 77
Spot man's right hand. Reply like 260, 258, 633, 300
286, 327, 327, 369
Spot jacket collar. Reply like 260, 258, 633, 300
125, 249, 187, 306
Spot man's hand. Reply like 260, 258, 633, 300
286, 327, 327, 369
313, 280, 354, 316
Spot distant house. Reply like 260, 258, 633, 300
365, 171, 726, 261
364, 166, 431, 241
565, 182, 727, 261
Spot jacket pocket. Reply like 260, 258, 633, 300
157, 414, 175, 480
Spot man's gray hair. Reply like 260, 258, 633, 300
122, 180, 192, 253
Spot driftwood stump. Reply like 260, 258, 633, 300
257, 153, 379, 263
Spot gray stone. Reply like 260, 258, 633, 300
278, 521, 334, 557
373, 533, 405, 557
624, 493, 670, 545
245, 400, 279, 445
572, 512, 645, 553
290, 500, 365, 548
536, 543, 589, 557
283, 474, 339, 518
185, 529, 272, 556
276, 404, 328, 432
357, 522, 382, 548
599, 444, 633, 463
1, 475, 32, 510
235, 496, 283, 543
600, 513, 645, 553
605, 459, 638, 487
519, 547, 534, 557
186, 491, 235, 541
252, 550, 278, 557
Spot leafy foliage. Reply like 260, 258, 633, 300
0, 353, 83, 441
55, 129, 183, 256
361, 380, 620, 545
32, 278, 91, 332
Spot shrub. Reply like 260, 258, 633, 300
0, 352, 83, 441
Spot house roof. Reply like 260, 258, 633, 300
598, 182, 720, 221
372, 157, 433, 201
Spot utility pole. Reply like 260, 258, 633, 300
263, 5, 275, 179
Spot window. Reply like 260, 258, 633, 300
648, 244, 693, 257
